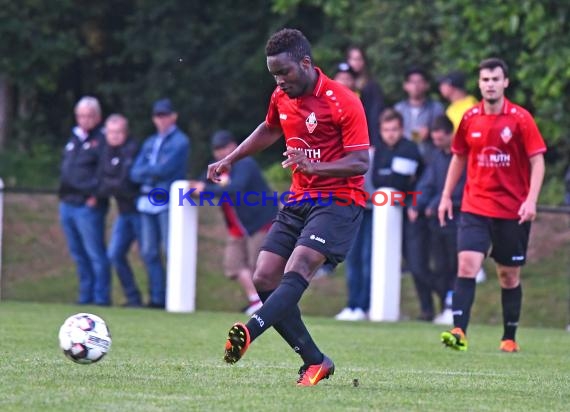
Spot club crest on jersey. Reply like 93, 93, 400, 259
305, 112, 317, 134
500, 126, 513, 144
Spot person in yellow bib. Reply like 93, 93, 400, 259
438, 71, 478, 132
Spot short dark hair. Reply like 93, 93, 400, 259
431, 115, 454, 134
479, 57, 509, 77
404, 66, 429, 81
379, 108, 403, 127
265, 28, 312, 61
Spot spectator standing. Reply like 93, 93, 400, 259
346, 46, 385, 147
394, 67, 444, 320
130, 98, 190, 308
190, 130, 277, 315
394, 66, 445, 163
59, 96, 111, 306
371, 109, 433, 320
410, 115, 465, 325
98, 114, 143, 307
438, 71, 478, 132
334, 145, 376, 321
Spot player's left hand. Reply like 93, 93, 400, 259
282, 149, 314, 174
518, 199, 537, 224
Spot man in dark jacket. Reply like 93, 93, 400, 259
409, 115, 465, 325
371, 108, 434, 321
59, 96, 111, 306
98, 114, 143, 307
190, 130, 278, 315
130, 98, 190, 308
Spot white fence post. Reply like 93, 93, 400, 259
369, 187, 403, 322
166, 180, 198, 313
0, 178, 3, 300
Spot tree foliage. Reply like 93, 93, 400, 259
0, 0, 568, 197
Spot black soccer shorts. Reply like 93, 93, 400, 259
260, 198, 363, 265
457, 212, 531, 266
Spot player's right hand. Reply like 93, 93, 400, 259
438, 196, 453, 227
207, 159, 232, 183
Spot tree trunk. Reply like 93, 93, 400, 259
0, 76, 13, 151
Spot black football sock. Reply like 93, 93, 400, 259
257, 290, 323, 365
452, 277, 476, 333
501, 285, 522, 341
246, 272, 308, 342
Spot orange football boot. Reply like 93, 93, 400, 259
297, 355, 335, 386
224, 322, 251, 364
499, 339, 520, 353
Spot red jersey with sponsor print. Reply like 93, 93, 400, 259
265, 67, 369, 207
452, 98, 546, 219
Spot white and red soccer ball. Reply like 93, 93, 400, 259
58, 313, 112, 364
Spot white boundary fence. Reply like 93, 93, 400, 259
166, 180, 197, 313
369, 187, 403, 322
163, 182, 404, 319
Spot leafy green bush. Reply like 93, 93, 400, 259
0, 145, 60, 189
263, 162, 292, 192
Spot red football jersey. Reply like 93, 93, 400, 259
452, 98, 547, 219
265, 67, 369, 206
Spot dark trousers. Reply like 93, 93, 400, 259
428, 217, 458, 310
403, 213, 434, 316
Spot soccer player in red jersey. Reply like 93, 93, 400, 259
207, 28, 369, 385
438, 58, 546, 352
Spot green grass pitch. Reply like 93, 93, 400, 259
0, 301, 568, 411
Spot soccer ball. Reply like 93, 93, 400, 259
58, 313, 112, 364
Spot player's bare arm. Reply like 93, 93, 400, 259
281, 149, 368, 177
438, 154, 467, 226
518, 153, 545, 224
207, 122, 282, 182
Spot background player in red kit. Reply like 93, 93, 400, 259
438, 58, 546, 352
207, 28, 369, 386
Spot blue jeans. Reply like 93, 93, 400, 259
139, 211, 169, 305
344, 209, 373, 311
108, 213, 142, 305
59, 202, 111, 305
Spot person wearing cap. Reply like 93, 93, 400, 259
438, 71, 478, 132
189, 130, 277, 315
333, 62, 357, 91
130, 98, 190, 308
